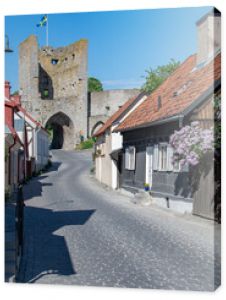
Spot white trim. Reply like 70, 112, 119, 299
118, 95, 147, 124
125, 146, 136, 170
16, 111, 37, 128
158, 143, 168, 171
146, 146, 153, 186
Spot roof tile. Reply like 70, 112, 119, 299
116, 53, 221, 132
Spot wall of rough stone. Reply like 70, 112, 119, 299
19, 35, 140, 149
89, 89, 140, 136
19, 35, 88, 150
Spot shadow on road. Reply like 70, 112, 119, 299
23, 161, 62, 201
18, 207, 95, 283
19, 160, 96, 283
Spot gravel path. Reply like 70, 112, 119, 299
17, 150, 221, 291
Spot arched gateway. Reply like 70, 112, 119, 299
19, 35, 140, 151
46, 112, 74, 150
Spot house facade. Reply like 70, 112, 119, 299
5, 81, 49, 194
5, 124, 24, 192
15, 106, 49, 173
93, 92, 148, 189
114, 9, 221, 219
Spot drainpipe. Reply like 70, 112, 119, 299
179, 115, 184, 128
8, 137, 16, 189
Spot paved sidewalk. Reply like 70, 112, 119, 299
5, 201, 17, 282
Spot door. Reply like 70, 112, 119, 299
146, 146, 153, 187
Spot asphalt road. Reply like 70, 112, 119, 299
18, 150, 221, 291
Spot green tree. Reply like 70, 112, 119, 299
88, 77, 103, 92
142, 59, 180, 93
12, 90, 19, 96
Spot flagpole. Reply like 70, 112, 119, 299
46, 14, 48, 46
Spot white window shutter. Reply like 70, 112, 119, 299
167, 145, 174, 171
130, 146, 136, 170
125, 148, 129, 169
153, 144, 159, 170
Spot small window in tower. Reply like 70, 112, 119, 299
51, 59, 59, 65
43, 89, 49, 98
72, 53, 75, 59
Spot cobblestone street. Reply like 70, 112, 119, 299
18, 150, 221, 291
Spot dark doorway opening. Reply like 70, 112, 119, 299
46, 112, 74, 150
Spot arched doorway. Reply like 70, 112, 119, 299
91, 121, 104, 136
46, 112, 74, 150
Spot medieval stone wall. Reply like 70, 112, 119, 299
19, 35, 88, 150
89, 89, 140, 136
19, 35, 140, 149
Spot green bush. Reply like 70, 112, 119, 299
76, 138, 95, 150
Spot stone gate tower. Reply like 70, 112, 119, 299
19, 35, 88, 150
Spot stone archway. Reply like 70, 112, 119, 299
46, 112, 74, 150
91, 121, 104, 136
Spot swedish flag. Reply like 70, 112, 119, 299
36, 15, 47, 27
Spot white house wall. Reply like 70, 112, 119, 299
35, 128, 49, 171
111, 131, 123, 189
95, 133, 112, 187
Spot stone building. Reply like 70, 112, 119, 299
88, 89, 140, 137
19, 35, 139, 150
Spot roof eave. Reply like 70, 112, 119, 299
116, 78, 221, 133
116, 114, 183, 133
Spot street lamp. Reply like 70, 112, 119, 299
5, 35, 13, 53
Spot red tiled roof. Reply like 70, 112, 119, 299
93, 94, 140, 137
115, 53, 221, 132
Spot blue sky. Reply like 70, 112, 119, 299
5, 6, 211, 92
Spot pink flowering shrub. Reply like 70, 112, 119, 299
169, 122, 214, 166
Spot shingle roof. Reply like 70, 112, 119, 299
93, 93, 145, 137
115, 53, 221, 132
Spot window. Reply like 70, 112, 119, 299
51, 59, 59, 65
158, 144, 167, 171
125, 146, 136, 170
42, 89, 49, 98
153, 143, 182, 172
172, 157, 180, 172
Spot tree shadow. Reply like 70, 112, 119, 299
23, 162, 62, 201
18, 159, 96, 283
18, 207, 95, 283
174, 152, 216, 219
174, 152, 214, 198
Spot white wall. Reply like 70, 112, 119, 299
35, 128, 49, 171
111, 131, 123, 151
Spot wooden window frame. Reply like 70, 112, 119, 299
125, 146, 136, 170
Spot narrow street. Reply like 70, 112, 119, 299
18, 150, 220, 290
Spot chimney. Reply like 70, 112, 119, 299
196, 8, 221, 66
5, 81, 11, 99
